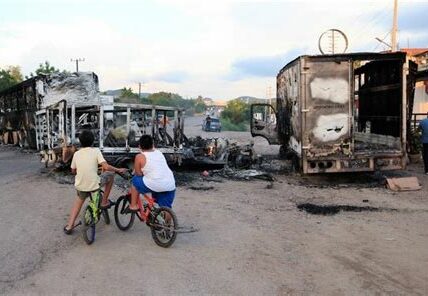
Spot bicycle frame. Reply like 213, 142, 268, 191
136, 193, 156, 222
88, 190, 101, 222
118, 171, 159, 223
123, 190, 156, 223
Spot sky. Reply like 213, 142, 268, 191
0, 0, 427, 99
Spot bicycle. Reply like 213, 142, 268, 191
114, 172, 178, 248
82, 189, 112, 245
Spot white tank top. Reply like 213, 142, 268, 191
142, 150, 176, 192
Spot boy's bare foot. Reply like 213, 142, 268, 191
124, 206, 139, 213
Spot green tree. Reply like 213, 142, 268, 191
26, 61, 68, 79
220, 99, 250, 131
8, 66, 23, 83
221, 99, 250, 125
192, 95, 206, 113
0, 66, 23, 92
115, 87, 140, 103
148, 92, 193, 109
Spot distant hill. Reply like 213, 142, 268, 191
102, 89, 151, 98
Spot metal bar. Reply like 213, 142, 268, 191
174, 109, 178, 146
349, 60, 354, 155
71, 105, 76, 144
99, 105, 104, 149
126, 107, 131, 149
113, 103, 183, 112
151, 107, 156, 138
402, 61, 408, 154
46, 109, 51, 150
34, 114, 40, 150
64, 102, 68, 145
61, 102, 66, 145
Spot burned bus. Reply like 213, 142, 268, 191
251, 52, 416, 174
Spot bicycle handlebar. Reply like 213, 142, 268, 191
116, 169, 134, 180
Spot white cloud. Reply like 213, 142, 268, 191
0, 0, 425, 99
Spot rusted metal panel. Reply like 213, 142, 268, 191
277, 59, 301, 154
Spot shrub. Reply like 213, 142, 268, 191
220, 117, 248, 132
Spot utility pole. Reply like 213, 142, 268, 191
70, 58, 85, 72
266, 86, 273, 119
138, 82, 142, 99
267, 86, 272, 106
391, 0, 398, 52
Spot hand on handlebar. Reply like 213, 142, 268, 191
115, 168, 134, 180
116, 168, 129, 174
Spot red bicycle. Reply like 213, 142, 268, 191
114, 172, 178, 248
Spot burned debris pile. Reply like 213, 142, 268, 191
209, 168, 274, 181
297, 203, 398, 216
182, 136, 257, 169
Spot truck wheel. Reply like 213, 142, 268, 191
279, 145, 288, 159
291, 154, 301, 173
279, 145, 293, 160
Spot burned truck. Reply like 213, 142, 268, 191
251, 52, 416, 174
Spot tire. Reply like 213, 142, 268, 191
291, 154, 301, 173
82, 205, 96, 245
150, 207, 178, 248
102, 210, 110, 225
114, 195, 135, 231
279, 145, 288, 159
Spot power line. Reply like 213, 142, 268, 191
373, 31, 391, 51
352, 2, 393, 45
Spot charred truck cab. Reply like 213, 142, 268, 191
251, 52, 415, 174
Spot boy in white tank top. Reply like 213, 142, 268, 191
128, 135, 176, 212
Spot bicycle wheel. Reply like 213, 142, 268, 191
82, 205, 96, 245
114, 195, 135, 231
150, 207, 178, 248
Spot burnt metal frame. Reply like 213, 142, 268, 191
35, 101, 188, 165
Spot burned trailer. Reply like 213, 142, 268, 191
251, 52, 415, 174
0, 72, 100, 149
36, 101, 189, 167
0, 77, 40, 148
37, 101, 256, 169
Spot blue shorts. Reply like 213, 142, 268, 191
132, 176, 175, 208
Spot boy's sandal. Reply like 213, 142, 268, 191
100, 199, 115, 210
63, 221, 82, 235
63, 225, 73, 235
123, 207, 139, 214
